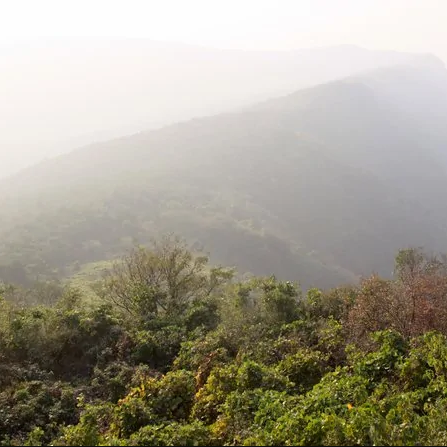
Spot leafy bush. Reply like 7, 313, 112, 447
2, 244, 447, 445
128, 421, 213, 446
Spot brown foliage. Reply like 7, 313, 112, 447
346, 250, 447, 343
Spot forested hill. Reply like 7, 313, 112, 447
0, 41, 422, 178
1, 54, 447, 288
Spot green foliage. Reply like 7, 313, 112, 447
111, 370, 196, 438
90, 362, 136, 403
258, 276, 301, 324
352, 330, 407, 384
0, 380, 78, 445
276, 348, 328, 393
192, 360, 292, 424
2, 243, 447, 445
128, 421, 213, 446
130, 326, 187, 371
59, 402, 114, 446
102, 236, 233, 321
0, 302, 123, 379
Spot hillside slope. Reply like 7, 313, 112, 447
1, 55, 447, 288
0, 41, 428, 177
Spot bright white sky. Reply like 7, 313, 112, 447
1, 0, 447, 62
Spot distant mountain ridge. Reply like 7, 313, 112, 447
0, 40, 433, 178
1, 52, 447, 289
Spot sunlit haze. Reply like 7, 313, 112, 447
1, 0, 447, 177
0, 0, 446, 60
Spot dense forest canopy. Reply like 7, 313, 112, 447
2, 238, 447, 445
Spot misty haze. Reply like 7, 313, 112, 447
2, 1, 447, 445
1, 39, 429, 178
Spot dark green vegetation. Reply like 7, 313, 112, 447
3, 238, 447, 445
2, 55, 447, 290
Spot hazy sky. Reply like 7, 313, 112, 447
1, 0, 447, 62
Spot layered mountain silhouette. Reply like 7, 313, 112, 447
1, 51, 447, 289
0, 41, 430, 177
